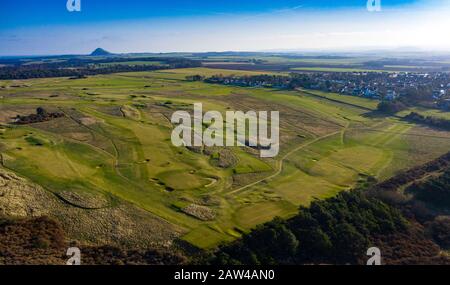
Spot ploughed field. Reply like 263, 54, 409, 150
1, 67, 450, 249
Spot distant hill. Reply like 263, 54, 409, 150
90, 48, 113, 56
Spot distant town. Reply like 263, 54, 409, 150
203, 71, 450, 110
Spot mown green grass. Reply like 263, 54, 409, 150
1, 67, 450, 248
233, 200, 297, 229
233, 149, 272, 174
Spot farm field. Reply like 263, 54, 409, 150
195, 53, 450, 74
1, 67, 450, 249
96, 61, 167, 67
290, 67, 397, 73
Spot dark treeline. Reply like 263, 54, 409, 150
0, 57, 201, 80
404, 112, 450, 131
0, 65, 164, 80
377, 100, 407, 114
406, 168, 450, 208
199, 151, 450, 265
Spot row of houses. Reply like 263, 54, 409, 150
337, 86, 398, 101
296, 71, 450, 103
205, 71, 450, 106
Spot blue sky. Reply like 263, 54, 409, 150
0, 0, 449, 55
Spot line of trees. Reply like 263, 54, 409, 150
404, 112, 450, 130
0, 65, 164, 80
0, 58, 201, 80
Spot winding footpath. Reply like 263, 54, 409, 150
227, 130, 342, 196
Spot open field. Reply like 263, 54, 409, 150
1, 67, 450, 249
195, 53, 450, 73
96, 61, 167, 67
290, 67, 396, 73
